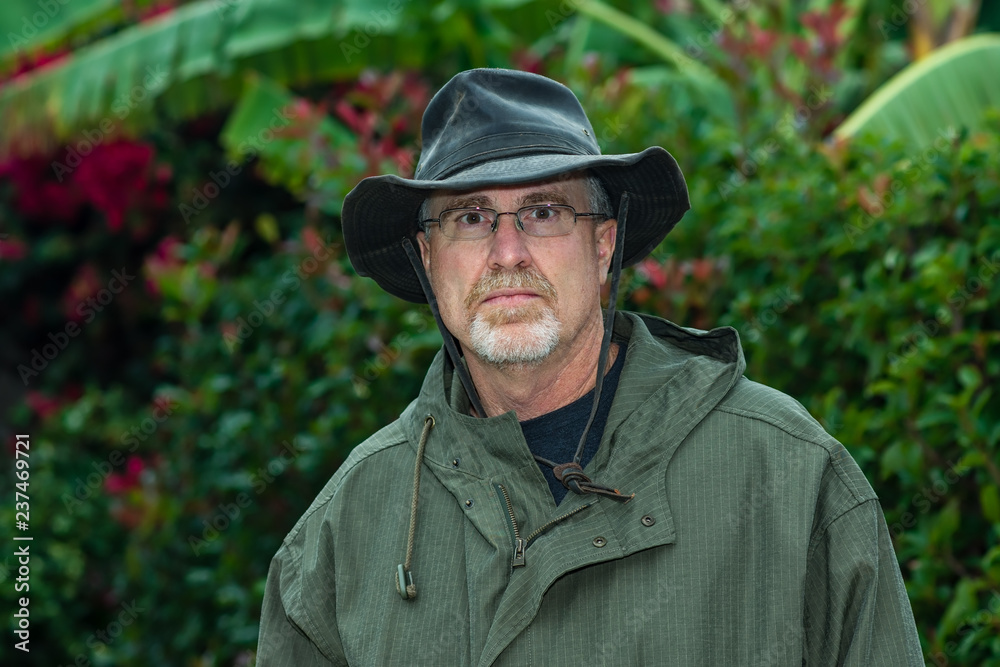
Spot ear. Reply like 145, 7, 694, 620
595, 218, 617, 284
416, 230, 432, 273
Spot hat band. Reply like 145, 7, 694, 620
417, 131, 600, 181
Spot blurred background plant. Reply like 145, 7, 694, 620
1, 0, 998, 664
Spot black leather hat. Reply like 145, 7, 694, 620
342, 68, 690, 303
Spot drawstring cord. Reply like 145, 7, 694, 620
395, 193, 633, 591
397, 413, 435, 600
531, 191, 634, 503
402, 238, 488, 418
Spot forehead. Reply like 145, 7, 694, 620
428, 174, 589, 211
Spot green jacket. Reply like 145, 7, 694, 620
257, 312, 922, 666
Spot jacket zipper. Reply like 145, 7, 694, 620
494, 483, 594, 569
495, 484, 526, 567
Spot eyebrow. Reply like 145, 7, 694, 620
439, 188, 572, 212
518, 189, 571, 207
440, 194, 494, 210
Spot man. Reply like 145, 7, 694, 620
257, 69, 922, 665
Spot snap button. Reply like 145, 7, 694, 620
451, 458, 460, 468
464, 499, 474, 509
641, 515, 655, 527
592, 536, 607, 548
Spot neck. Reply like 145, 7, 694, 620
462, 315, 618, 421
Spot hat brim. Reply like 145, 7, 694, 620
341, 146, 690, 303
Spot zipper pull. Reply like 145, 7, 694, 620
512, 538, 526, 568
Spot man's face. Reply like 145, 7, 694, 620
416, 174, 616, 369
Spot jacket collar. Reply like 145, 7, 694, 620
401, 311, 745, 492
392, 312, 744, 654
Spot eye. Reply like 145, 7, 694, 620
457, 210, 489, 225
523, 205, 565, 222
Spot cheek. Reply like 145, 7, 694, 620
429, 251, 480, 325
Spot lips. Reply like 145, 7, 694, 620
481, 289, 539, 306
464, 269, 558, 312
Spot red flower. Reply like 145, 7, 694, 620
105, 456, 145, 494
801, 2, 850, 51
138, 2, 176, 22
144, 236, 184, 297
0, 235, 28, 261
2, 155, 85, 223
691, 258, 715, 283
511, 50, 543, 75
25, 391, 61, 420
63, 263, 102, 322
0, 48, 70, 85
638, 258, 668, 290
790, 36, 812, 62
334, 99, 371, 135
746, 24, 779, 59
655, 0, 691, 14
72, 141, 154, 231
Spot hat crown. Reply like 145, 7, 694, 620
414, 69, 601, 182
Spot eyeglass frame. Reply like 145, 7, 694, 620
419, 204, 610, 241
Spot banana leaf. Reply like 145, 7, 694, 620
833, 33, 1000, 148
0, 0, 419, 157
0, 0, 118, 63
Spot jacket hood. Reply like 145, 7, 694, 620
400, 311, 746, 488
388, 311, 745, 604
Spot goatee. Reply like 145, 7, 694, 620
465, 269, 560, 368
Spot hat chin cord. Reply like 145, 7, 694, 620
536, 191, 633, 503
402, 239, 489, 418
400, 192, 634, 503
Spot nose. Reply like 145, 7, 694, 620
486, 212, 532, 271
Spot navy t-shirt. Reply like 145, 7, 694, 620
519, 344, 626, 504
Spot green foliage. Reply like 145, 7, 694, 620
835, 33, 1000, 148
0, 132, 439, 663
2, 1, 1000, 665
0, 0, 117, 61
614, 91, 1000, 663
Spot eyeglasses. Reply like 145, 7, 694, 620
420, 204, 608, 241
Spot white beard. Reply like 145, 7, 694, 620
468, 305, 561, 367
